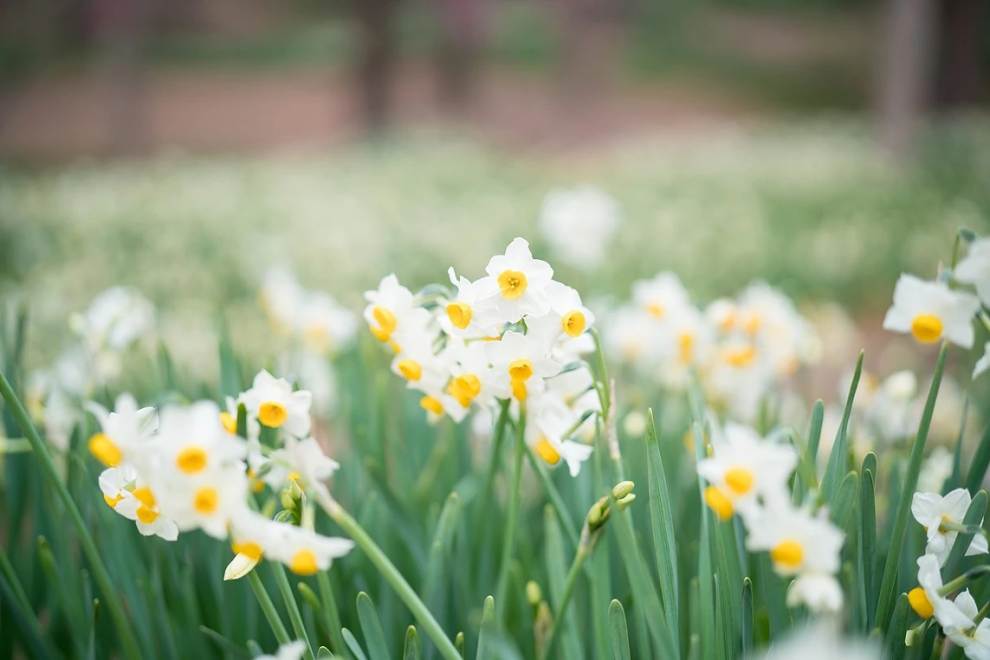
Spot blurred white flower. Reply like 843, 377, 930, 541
748, 622, 879, 660
883, 275, 978, 348
538, 186, 620, 270
954, 237, 990, 306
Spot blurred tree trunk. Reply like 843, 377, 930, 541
558, 0, 616, 99
433, 0, 488, 112
354, 0, 400, 134
91, 0, 152, 155
933, 0, 987, 109
877, 0, 936, 155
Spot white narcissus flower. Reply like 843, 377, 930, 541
749, 622, 880, 660
443, 339, 500, 415
255, 640, 307, 660
441, 267, 500, 338
632, 272, 692, 323
955, 237, 990, 306
882, 274, 979, 348
85, 393, 158, 469
102, 466, 178, 541
70, 286, 155, 354
267, 437, 339, 492
541, 281, 596, 343
263, 522, 355, 576
917, 447, 953, 494
909, 554, 975, 632
911, 489, 988, 565
155, 401, 247, 479
240, 370, 312, 436
478, 237, 554, 322
786, 573, 844, 613
525, 391, 593, 477
538, 185, 620, 270
485, 330, 562, 403
745, 506, 844, 580
697, 423, 797, 521
363, 274, 432, 346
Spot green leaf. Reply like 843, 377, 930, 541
475, 596, 495, 660
875, 345, 948, 629
423, 492, 463, 612
882, 594, 909, 660
403, 626, 421, 660
544, 506, 583, 659
356, 592, 390, 660
860, 464, 877, 629
644, 408, 679, 643
318, 647, 335, 659
821, 352, 864, 503
830, 471, 860, 531
608, 599, 632, 660
966, 424, 990, 495
741, 578, 753, 656
943, 490, 988, 578
342, 628, 369, 660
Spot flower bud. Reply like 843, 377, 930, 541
617, 493, 636, 510
612, 481, 635, 500
526, 581, 542, 606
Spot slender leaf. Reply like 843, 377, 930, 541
356, 592, 390, 660
943, 490, 988, 578
822, 352, 864, 503
608, 599, 632, 660
644, 408, 679, 643
475, 596, 495, 660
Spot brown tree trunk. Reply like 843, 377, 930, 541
933, 0, 988, 109
354, 0, 400, 134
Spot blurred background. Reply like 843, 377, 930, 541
0, 0, 989, 391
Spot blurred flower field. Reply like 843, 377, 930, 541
3, 121, 990, 660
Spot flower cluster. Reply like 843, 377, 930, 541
364, 237, 600, 475
698, 422, 845, 613
606, 274, 818, 422
905, 488, 990, 658
89, 369, 353, 578
29, 287, 156, 450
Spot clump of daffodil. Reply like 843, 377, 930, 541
364, 237, 600, 477
85, 369, 353, 582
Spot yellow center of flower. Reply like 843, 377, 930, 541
258, 401, 288, 428
497, 270, 528, 299
447, 374, 481, 407
193, 487, 219, 515
742, 312, 762, 335
703, 486, 734, 521
132, 486, 159, 524
103, 493, 123, 508
908, 587, 934, 619
723, 345, 757, 368
678, 332, 694, 363
88, 433, 122, 467
303, 324, 331, 352
646, 302, 665, 319
446, 302, 473, 329
562, 310, 586, 337
371, 305, 397, 341
420, 395, 444, 415
290, 549, 319, 575
535, 437, 561, 466
232, 540, 263, 561
724, 466, 754, 495
910, 313, 943, 344
397, 359, 422, 381
508, 358, 534, 382
220, 411, 237, 434
247, 468, 265, 493
176, 446, 208, 474
770, 539, 804, 570
511, 379, 528, 402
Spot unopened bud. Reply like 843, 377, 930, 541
617, 493, 636, 510
281, 488, 299, 511
587, 496, 610, 530
612, 481, 635, 500
526, 581, 542, 606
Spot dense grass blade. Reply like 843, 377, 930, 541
542, 507, 583, 660
273, 563, 315, 660
423, 492, 463, 613
831, 471, 860, 530
965, 424, 990, 495
0, 564, 52, 658
644, 408, 679, 644
942, 490, 988, 578
249, 571, 291, 645
317, 571, 349, 659
821, 352, 864, 504
475, 596, 496, 660
524, 445, 579, 549
882, 594, 909, 660
608, 599, 632, 660
357, 592, 390, 660
875, 345, 947, 629
0, 369, 145, 660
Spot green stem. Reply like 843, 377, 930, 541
317, 570, 349, 657
540, 545, 590, 660
496, 408, 526, 620
524, 443, 579, 549
248, 570, 291, 645
0, 369, 144, 660
313, 491, 460, 660
271, 562, 314, 660
480, 399, 511, 501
